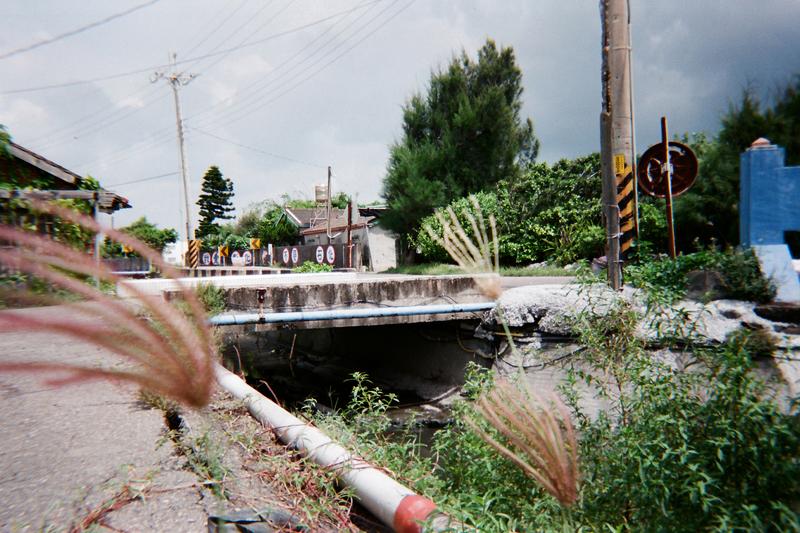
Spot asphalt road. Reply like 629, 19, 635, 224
0, 305, 209, 532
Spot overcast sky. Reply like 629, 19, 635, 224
2, 0, 798, 240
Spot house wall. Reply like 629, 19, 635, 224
365, 225, 398, 272
740, 142, 800, 248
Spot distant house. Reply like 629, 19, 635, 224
0, 141, 131, 215
0, 141, 131, 252
283, 204, 398, 271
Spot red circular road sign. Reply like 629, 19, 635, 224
637, 141, 698, 198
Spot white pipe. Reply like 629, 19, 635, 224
214, 365, 455, 532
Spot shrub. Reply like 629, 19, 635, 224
294, 261, 333, 273
626, 247, 776, 303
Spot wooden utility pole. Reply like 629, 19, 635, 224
600, 0, 634, 290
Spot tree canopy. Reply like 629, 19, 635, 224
195, 165, 234, 238
381, 39, 539, 237
675, 77, 800, 250
103, 217, 177, 256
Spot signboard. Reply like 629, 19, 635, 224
242, 250, 253, 266
325, 245, 336, 265
290, 247, 299, 265
282, 248, 290, 264
201, 252, 212, 266
315, 246, 325, 264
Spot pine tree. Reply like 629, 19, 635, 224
195, 165, 234, 238
381, 39, 539, 237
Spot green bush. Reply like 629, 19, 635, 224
294, 261, 333, 273
626, 247, 776, 303
223, 233, 249, 250
570, 299, 800, 531
410, 191, 499, 263
411, 153, 667, 266
195, 283, 225, 315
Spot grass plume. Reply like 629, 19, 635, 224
465, 380, 579, 507
0, 200, 215, 408
423, 194, 502, 299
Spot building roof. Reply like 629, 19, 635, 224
2, 141, 131, 213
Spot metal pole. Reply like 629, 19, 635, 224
152, 53, 196, 243
93, 196, 101, 287
601, 113, 622, 289
661, 117, 677, 258
346, 200, 353, 268
326, 165, 332, 244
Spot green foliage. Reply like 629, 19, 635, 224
196, 165, 235, 239
195, 282, 225, 316
675, 78, 800, 250
570, 296, 800, 532
381, 39, 539, 236
294, 261, 333, 273
411, 191, 499, 263
227, 201, 298, 246
103, 217, 177, 257
626, 247, 776, 303
411, 153, 665, 266
496, 154, 603, 265
0, 124, 10, 158
222, 233, 249, 250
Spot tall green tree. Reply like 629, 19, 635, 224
381, 39, 539, 237
675, 78, 800, 250
195, 165, 234, 238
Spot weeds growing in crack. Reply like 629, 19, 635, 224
0, 200, 215, 408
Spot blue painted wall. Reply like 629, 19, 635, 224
740, 142, 800, 247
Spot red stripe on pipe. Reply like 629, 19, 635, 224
393, 494, 437, 533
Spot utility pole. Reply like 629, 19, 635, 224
326, 165, 332, 244
152, 53, 197, 243
600, 0, 634, 290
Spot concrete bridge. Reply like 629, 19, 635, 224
119, 272, 571, 330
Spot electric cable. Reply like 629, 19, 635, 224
1, 3, 382, 95
186, 0, 384, 124
194, 0, 413, 131
0, 0, 162, 60
104, 171, 180, 188
188, 127, 325, 169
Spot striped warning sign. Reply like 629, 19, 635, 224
187, 239, 201, 268
614, 154, 636, 256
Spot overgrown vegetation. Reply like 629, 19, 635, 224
411, 155, 667, 266
102, 217, 177, 257
305, 284, 798, 531
625, 246, 776, 303
293, 261, 333, 273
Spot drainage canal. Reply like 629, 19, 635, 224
220, 320, 494, 418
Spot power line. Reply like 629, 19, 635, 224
1, 2, 381, 95
198, 0, 414, 131
181, 0, 249, 59
193, 0, 295, 76
187, 0, 384, 125
189, 127, 325, 169
0, 0, 161, 60
74, 0, 408, 173
105, 171, 180, 187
